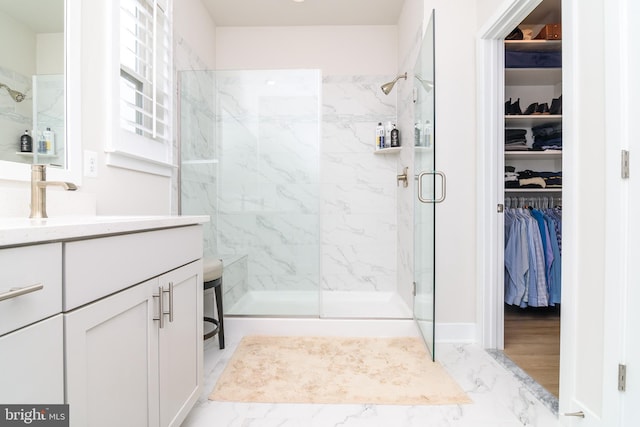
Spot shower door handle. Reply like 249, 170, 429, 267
417, 171, 446, 203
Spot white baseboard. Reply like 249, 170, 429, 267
225, 317, 478, 343
226, 317, 419, 338
435, 323, 477, 343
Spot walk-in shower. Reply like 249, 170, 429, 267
179, 69, 412, 320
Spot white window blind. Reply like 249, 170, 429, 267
119, 0, 172, 147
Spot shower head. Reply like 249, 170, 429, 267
414, 74, 434, 93
380, 72, 407, 95
0, 83, 26, 102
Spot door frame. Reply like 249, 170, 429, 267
475, 0, 543, 351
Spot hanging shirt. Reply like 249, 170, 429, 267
520, 208, 548, 307
504, 210, 529, 305
545, 214, 562, 305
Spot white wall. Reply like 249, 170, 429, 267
69, 1, 166, 215
36, 33, 64, 75
477, 0, 512, 28
174, 0, 217, 70
0, 11, 36, 76
216, 26, 397, 75
424, 0, 478, 327
396, 0, 480, 335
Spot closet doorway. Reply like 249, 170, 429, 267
502, 0, 562, 398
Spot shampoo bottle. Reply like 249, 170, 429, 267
20, 130, 32, 153
38, 132, 46, 154
385, 121, 393, 147
376, 122, 385, 149
43, 127, 55, 155
391, 124, 400, 147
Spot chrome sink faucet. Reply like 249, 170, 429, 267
30, 164, 78, 218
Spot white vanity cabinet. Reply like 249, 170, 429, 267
0, 243, 64, 404
63, 225, 204, 427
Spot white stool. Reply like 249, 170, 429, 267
203, 258, 224, 349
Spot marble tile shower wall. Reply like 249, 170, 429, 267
0, 66, 31, 161
33, 75, 64, 159
180, 69, 218, 256
215, 70, 321, 293
321, 75, 398, 294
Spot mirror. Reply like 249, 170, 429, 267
0, 0, 81, 183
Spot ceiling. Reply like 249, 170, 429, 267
0, 0, 63, 33
201, 0, 406, 27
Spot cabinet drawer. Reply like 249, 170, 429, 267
64, 225, 203, 311
0, 314, 64, 403
0, 243, 62, 336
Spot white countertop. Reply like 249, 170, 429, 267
0, 215, 210, 247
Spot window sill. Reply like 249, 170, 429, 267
106, 150, 176, 177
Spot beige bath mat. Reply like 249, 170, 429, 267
209, 335, 471, 405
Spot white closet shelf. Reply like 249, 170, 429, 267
505, 150, 562, 160
505, 188, 562, 193
505, 68, 561, 86
505, 40, 562, 52
505, 114, 562, 127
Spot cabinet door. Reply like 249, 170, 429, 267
158, 260, 203, 427
0, 315, 64, 403
65, 279, 159, 427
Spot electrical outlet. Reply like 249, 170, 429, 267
84, 150, 98, 177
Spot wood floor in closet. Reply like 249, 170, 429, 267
503, 304, 561, 397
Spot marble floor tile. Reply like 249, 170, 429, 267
181, 322, 562, 427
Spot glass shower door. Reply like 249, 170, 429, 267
413, 11, 441, 361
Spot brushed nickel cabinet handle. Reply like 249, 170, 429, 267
0, 283, 44, 302
153, 286, 164, 329
167, 282, 174, 323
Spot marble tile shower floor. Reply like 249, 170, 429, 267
181, 320, 561, 427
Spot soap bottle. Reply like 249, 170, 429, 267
376, 122, 385, 149
390, 124, 400, 147
385, 121, 393, 147
43, 127, 55, 155
37, 131, 46, 154
20, 130, 32, 153
424, 120, 433, 148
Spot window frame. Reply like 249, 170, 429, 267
106, 0, 174, 177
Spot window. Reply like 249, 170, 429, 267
108, 0, 173, 176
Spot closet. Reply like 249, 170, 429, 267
502, 0, 562, 398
